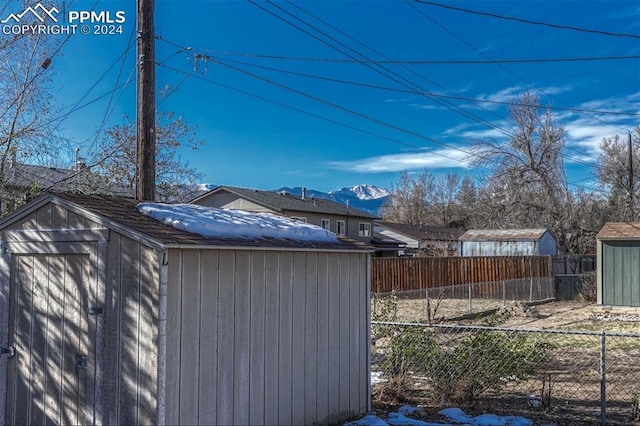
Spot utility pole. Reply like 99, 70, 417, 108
628, 132, 634, 221
136, 0, 155, 201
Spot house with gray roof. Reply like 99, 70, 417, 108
374, 221, 463, 256
191, 185, 380, 243
0, 161, 133, 216
459, 228, 557, 257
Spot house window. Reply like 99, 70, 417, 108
359, 222, 371, 237
337, 220, 345, 235
321, 218, 330, 230
291, 216, 307, 222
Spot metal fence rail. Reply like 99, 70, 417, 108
370, 321, 640, 425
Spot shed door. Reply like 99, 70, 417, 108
602, 241, 640, 307
6, 253, 95, 425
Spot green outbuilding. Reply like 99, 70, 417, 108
596, 222, 640, 307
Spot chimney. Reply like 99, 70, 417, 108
301, 187, 306, 200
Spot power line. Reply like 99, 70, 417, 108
250, 0, 518, 142
206, 55, 640, 117
257, 0, 638, 176
179, 50, 640, 65
279, 0, 617, 177
84, 25, 137, 155
159, 34, 633, 183
413, 0, 640, 39
199, 52, 475, 156
157, 62, 463, 159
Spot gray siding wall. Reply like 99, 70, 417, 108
0, 202, 160, 425
461, 241, 537, 256
600, 241, 640, 307
538, 232, 557, 255
195, 193, 274, 213
164, 248, 370, 425
102, 233, 159, 425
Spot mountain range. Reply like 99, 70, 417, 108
275, 184, 391, 215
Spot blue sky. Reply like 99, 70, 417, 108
10, 0, 640, 193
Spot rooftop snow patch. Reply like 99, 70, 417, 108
137, 203, 339, 243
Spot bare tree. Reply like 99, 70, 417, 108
431, 172, 460, 227
382, 170, 433, 225
383, 170, 473, 228
472, 91, 571, 248
89, 112, 204, 202
596, 127, 640, 221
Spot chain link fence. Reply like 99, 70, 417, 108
555, 272, 597, 301
373, 277, 554, 322
371, 322, 640, 425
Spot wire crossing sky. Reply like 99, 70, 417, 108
29, 0, 640, 192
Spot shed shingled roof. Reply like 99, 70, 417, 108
597, 222, 640, 240
192, 185, 379, 219
459, 228, 551, 241
0, 192, 371, 251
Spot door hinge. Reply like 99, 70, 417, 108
1, 345, 15, 358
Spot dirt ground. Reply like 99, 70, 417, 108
383, 298, 640, 333
472, 300, 640, 333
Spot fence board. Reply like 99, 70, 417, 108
371, 256, 553, 293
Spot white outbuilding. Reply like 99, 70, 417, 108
459, 228, 558, 257
0, 192, 371, 425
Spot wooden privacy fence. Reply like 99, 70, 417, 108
372, 256, 553, 293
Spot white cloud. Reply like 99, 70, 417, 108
330, 149, 471, 173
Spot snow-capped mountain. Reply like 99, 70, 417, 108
276, 184, 391, 215
329, 184, 391, 201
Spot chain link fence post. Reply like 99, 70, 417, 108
600, 330, 606, 425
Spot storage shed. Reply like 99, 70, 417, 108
596, 222, 640, 307
459, 228, 557, 257
0, 192, 371, 425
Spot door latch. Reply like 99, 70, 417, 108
1, 345, 14, 358
76, 354, 88, 369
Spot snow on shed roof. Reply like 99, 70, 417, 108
597, 222, 640, 240
137, 202, 337, 242
0, 192, 370, 251
459, 228, 551, 241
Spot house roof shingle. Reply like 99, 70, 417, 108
459, 228, 551, 241
193, 185, 379, 219
5, 162, 134, 196
376, 221, 464, 242
5, 192, 371, 251
597, 222, 640, 240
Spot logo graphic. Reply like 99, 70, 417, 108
1, 3, 126, 36
1, 3, 59, 24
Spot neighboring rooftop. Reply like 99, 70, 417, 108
192, 185, 379, 219
459, 229, 551, 241
4, 162, 134, 196
376, 222, 464, 241
597, 222, 640, 240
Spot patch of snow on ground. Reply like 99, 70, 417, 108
344, 406, 536, 426
138, 203, 338, 242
